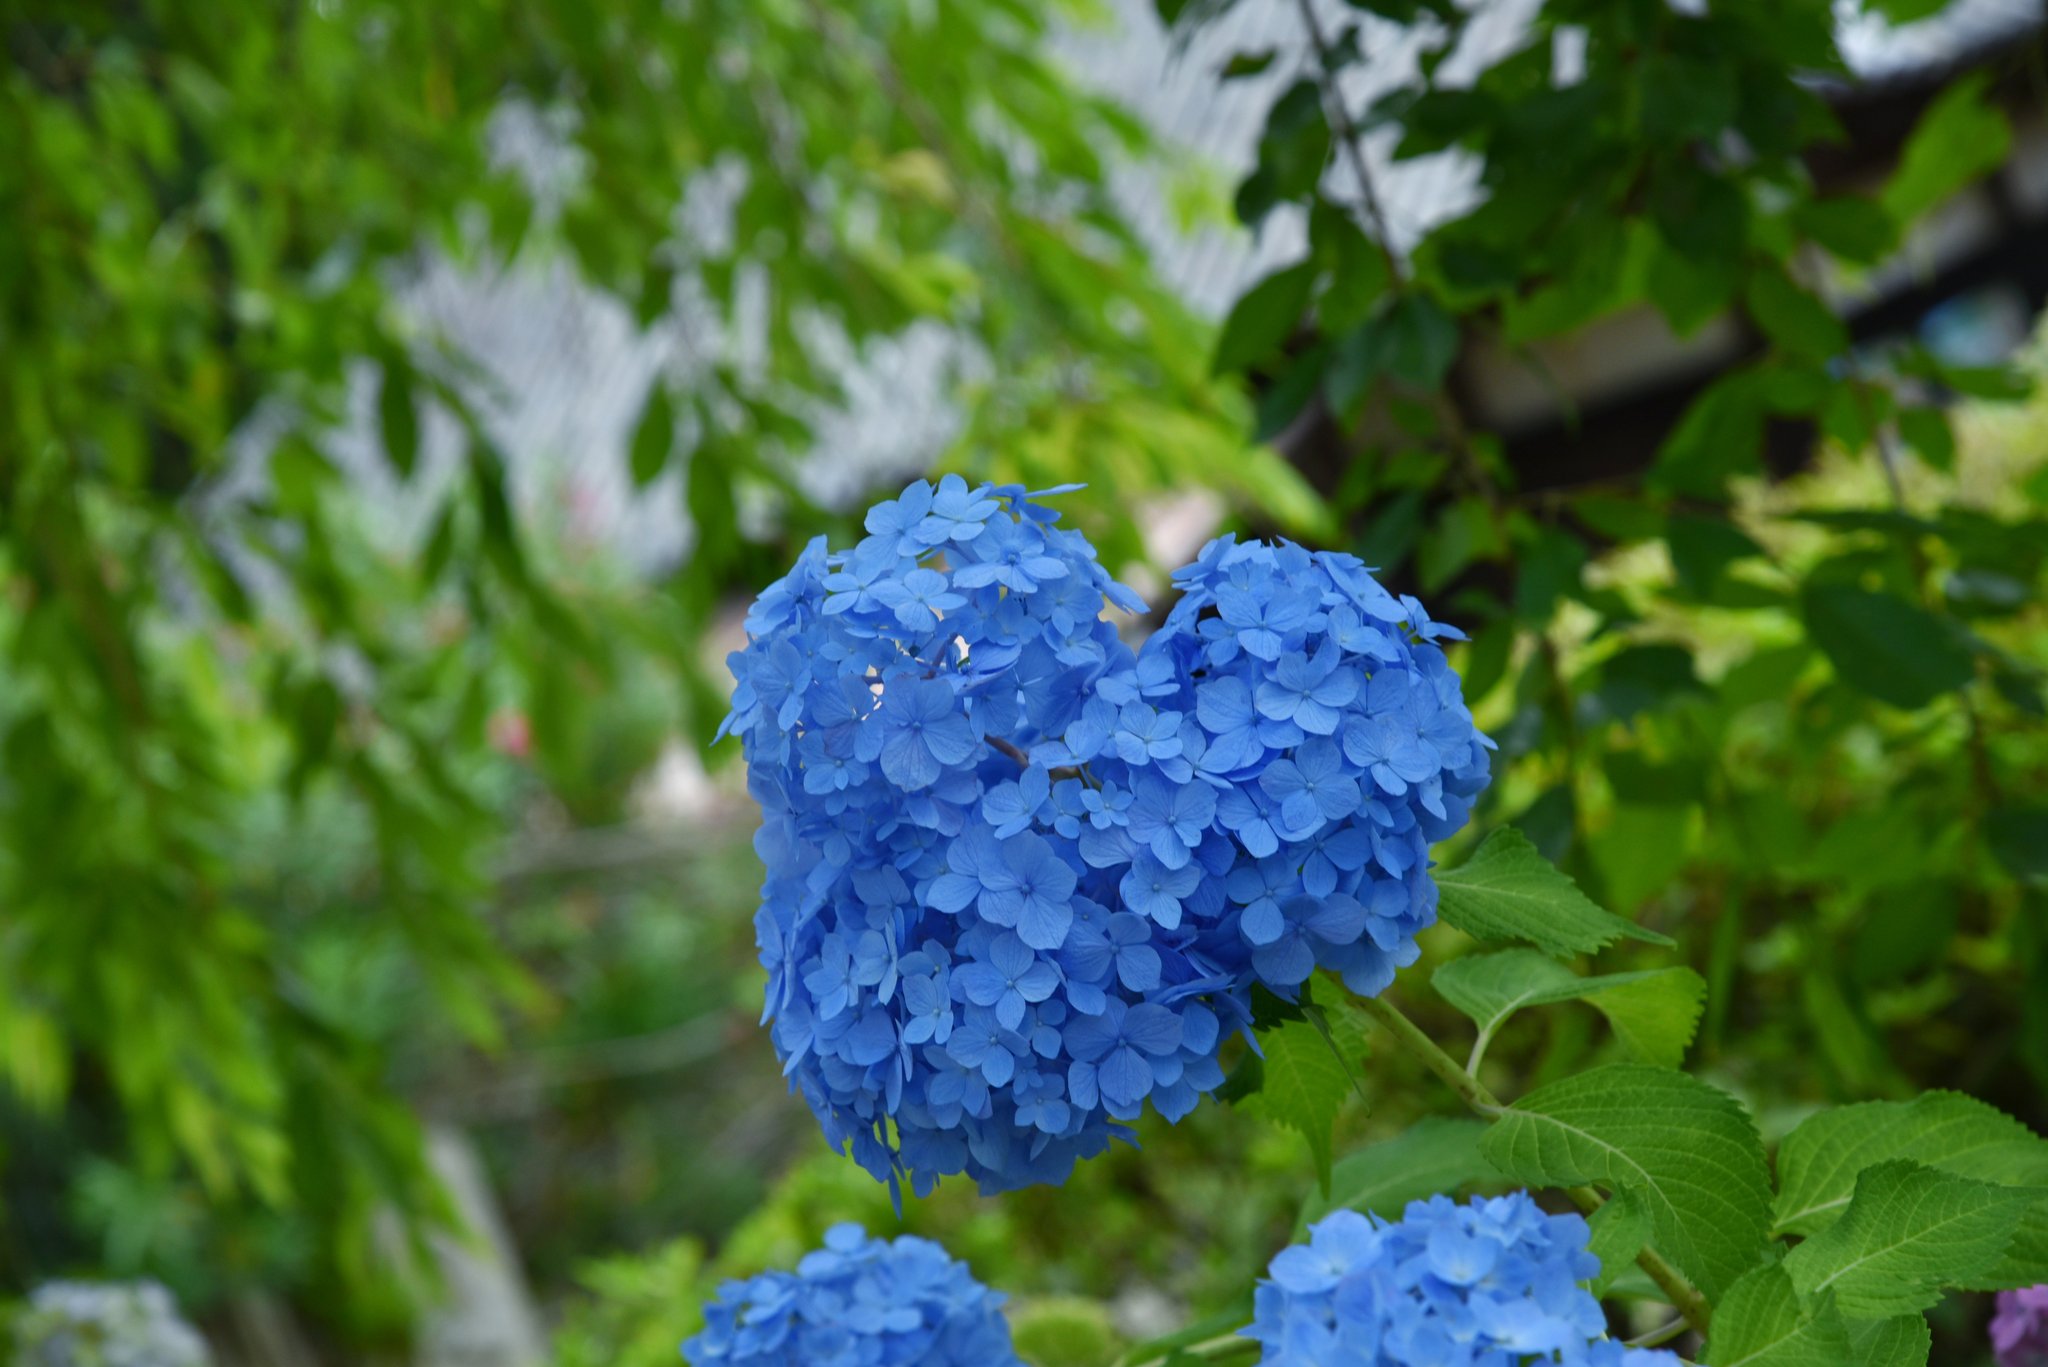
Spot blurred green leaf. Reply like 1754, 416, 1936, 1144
1801, 585, 1975, 709
1883, 74, 2012, 224
630, 383, 676, 488
1301, 1117, 1498, 1228
378, 353, 421, 480
1213, 261, 1316, 376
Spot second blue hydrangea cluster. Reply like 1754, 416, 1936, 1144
1248, 1192, 1681, 1367
682, 1224, 1022, 1366
721, 477, 1491, 1194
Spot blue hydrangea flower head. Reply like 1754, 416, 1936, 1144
1247, 1192, 1682, 1367
683, 1224, 1023, 1367
1133, 535, 1495, 1000
722, 482, 1491, 1195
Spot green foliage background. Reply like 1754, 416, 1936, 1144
1, 0, 2044, 1361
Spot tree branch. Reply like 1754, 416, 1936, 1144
1290, 0, 1401, 277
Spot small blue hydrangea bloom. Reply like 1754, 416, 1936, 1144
682, 1224, 1023, 1367
1246, 1192, 1683, 1367
721, 481, 1491, 1195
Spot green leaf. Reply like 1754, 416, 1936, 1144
1240, 1016, 1357, 1195
1213, 260, 1317, 376
1867, 0, 1950, 19
1221, 49, 1277, 80
1989, 807, 2048, 886
1314, 213, 1392, 333
1667, 514, 1763, 599
1704, 1262, 1849, 1367
1882, 74, 2012, 225
1114, 1293, 1254, 1367
1512, 525, 1587, 625
1801, 584, 1975, 710
1432, 949, 1705, 1068
1847, 1315, 1931, 1367
1782, 1159, 2033, 1317
1349, 292, 1460, 390
1253, 342, 1329, 441
1746, 269, 1846, 361
1896, 407, 1954, 471
1776, 1091, 2048, 1234
630, 383, 675, 487
1433, 827, 1675, 958
1654, 369, 1766, 497
1301, 1116, 1499, 1227
1793, 196, 1897, 265
1572, 969, 1708, 1069
379, 352, 421, 479
1586, 1187, 1650, 1297
1008, 1297, 1123, 1367
1480, 1064, 1773, 1298
1239, 82, 1330, 227
1773, 1091, 2048, 1288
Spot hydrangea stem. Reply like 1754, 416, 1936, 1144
1114, 1330, 1259, 1367
985, 735, 1032, 767
1354, 994, 1715, 1338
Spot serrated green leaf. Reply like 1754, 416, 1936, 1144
1782, 1160, 2033, 1317
1301, 1116, 1498, 1227
1579, 970, 1709, 1069
1847, 1314, 1930, 1367
1776, 1092, 2048, 1234
1586, 1187, 1649, 1297
1774, 1092, 2048, 1289
630, 383, 675, 487
1801, 584, 1975, 710
1432, 949, 1705, 1068
1480, 1064, 1772, 1298
1704, 1262, 1849, 1367
1433, 827, 1675, 958
1301, 991, 1374, 1108
1240, 1016, 1356, 1195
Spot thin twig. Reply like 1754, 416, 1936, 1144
1290, 0, 1400, 276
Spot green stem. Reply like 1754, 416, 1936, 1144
1354, 993, 1504, 1111
1626, 1316, 1694, 1349
1114, 1329, 1258, 1367
1354, 994, 1715, 1338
